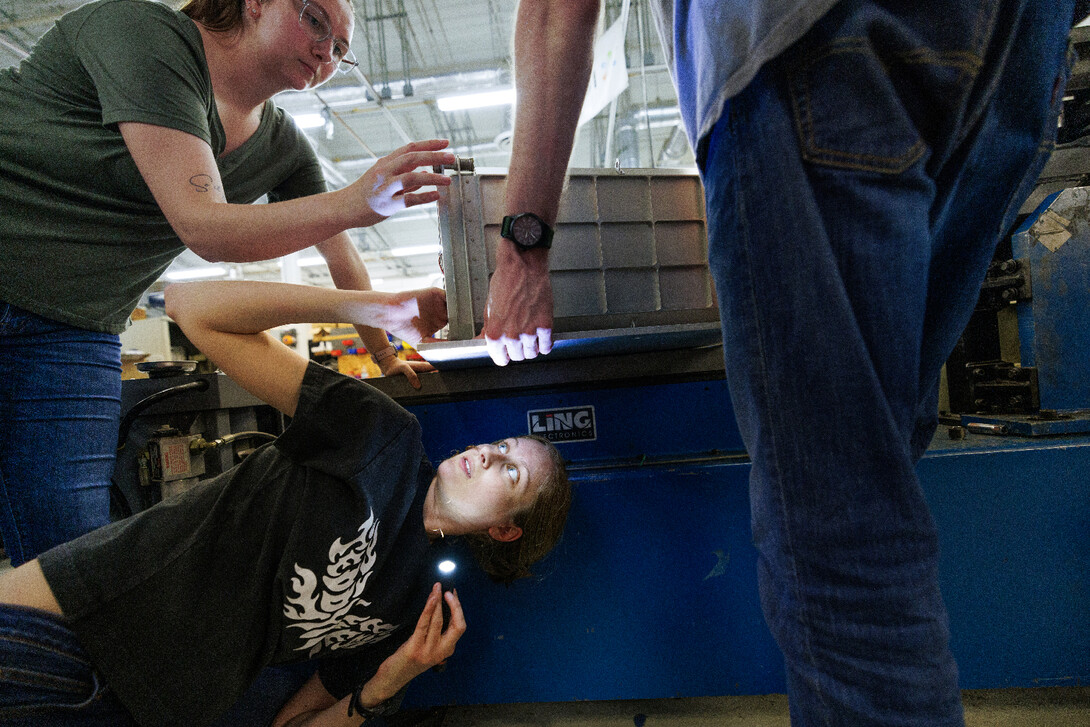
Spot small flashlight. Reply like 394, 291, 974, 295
436, 559, 457, 629
432, 556, 458, 673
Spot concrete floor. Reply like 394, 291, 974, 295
408, 689, 1090, 727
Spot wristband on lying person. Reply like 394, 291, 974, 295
372, 345, 397, 364
348, 682, 406, 721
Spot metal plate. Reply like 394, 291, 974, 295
135, 360, 198, 378
415, 322, 723, 369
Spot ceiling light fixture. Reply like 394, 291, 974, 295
388, 244, 441, 257
436, 88, 515, 112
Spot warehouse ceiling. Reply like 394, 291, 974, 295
0, 0, 690, 296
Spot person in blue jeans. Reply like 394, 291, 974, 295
481, 0, 1076, 724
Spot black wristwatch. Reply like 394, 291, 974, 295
500, 212, 554, 250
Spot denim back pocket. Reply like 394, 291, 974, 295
0, 629, 104, 716
786, 4, 992, 175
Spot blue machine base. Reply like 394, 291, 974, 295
399, 377, 1089, 707
960, 411, 1090, 436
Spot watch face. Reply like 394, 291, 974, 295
512, 214, 543, 246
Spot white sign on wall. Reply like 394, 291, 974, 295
579, 17, 630, 126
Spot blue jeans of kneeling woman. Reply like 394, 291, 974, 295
699, 0, 1072, 724
0, 303, 120, 566
0, 603, 314, 726
0, 604, 135, 726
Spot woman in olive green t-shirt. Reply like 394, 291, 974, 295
0, 0, 450, 569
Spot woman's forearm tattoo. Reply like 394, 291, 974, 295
189, 174, 219, 193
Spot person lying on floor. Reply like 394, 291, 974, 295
0, 280, 571, 727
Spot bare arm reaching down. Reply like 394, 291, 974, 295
481, 0, 600, 365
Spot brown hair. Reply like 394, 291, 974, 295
180, 0, 355, 34
180, 0, 250, 33
463, 435, 572, 585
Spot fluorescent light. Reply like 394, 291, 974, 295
278, 252, 326, 269
437, 88, 515, 112
165, 266, 228, 281
292, 113, 326, 129
634, 106, 681, 121
372, 274, 445, 292
388, 244, 441, 258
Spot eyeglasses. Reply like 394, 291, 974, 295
297, 0, 359, 74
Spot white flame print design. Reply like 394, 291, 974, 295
283, 511, 397, 656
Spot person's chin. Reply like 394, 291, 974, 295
282, 75, 309, 92
288, 63, 317, 90
308, 73, 333, 90
431, 467, 454, 502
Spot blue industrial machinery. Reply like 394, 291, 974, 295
1013, 189, 1090, 411
390, 353, 1089, 707
115, 345, 1090, 706
952, 188, 1090, 436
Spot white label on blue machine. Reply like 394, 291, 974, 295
527, 405, 597, 443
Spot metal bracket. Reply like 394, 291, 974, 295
965, 360, 1039, 414
977, 258, 1031, 309
432, 157, 475, 175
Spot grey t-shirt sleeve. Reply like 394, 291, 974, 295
66, 0, 212, 142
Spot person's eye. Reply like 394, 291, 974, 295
498, 441, 508, 454
505, 463, 519, 484
303, 9, 324, 32
331, 42, 346, 60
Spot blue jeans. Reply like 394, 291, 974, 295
0, 604, 136, 726
0, 303, 120, 566
0, 603, 311, 726
699, 1, 1072, 724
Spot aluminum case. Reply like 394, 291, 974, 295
418, 164, 722, 367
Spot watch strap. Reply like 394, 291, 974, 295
372, 345, 398, 364
348, 683, 407, 721
500, 214, 516, 239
